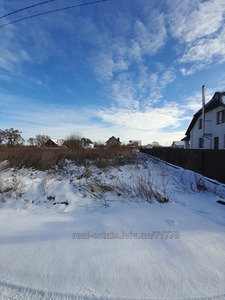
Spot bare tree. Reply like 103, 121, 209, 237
0, 129, 5, 145
4, 128, 24, 147
94, 140, 104, 149
35, 134, 50, 147
64, 133, 81, 149
27, 137, 35, 146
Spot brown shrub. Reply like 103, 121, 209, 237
0, 146, 133, 171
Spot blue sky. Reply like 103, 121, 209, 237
0, 0, 225, 145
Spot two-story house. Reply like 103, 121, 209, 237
184, 91, 225, 149
106, 136, 121, 147
80, 138, 94, 149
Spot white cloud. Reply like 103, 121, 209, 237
88, 5, 168, 83
166, 0, 198, 41
92, 53, 114, 81
179, 27, 225, 65
0, 1, 65, 85
0, 92, 97, 141
183, 86, 224, 113
168, 0, 225, 43
4, 0, 223, 147
179, 62, 209, 76
167, 0, 225, 74
96, 102, 185, 132
111, 74, 139, 109
0, 25, 31, 74
161, 69, 176, 86
143, 67, 177, 104
134, 13, 166, 56
0, 89, 187, 146
128, 40, 142, 61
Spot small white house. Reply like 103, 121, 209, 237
45, 138, 65, 147
80, 138, 94, 149
184, 91, 225, 149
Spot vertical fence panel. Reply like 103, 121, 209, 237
140, 148, 225, 184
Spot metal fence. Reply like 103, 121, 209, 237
140, 147, 225, 184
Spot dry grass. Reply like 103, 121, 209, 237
77, 165, 169, 204
0, 148, 170, 205
0, 146, 133, 171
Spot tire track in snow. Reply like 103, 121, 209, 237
0, 280, 225, 300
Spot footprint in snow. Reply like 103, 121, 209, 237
167, 219, 177, 226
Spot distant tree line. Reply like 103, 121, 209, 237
0, 128, 50, 147
0, 129, 89, 149
0, 128, 162, 149
27, 134, 50, 147
0, 128, 24, 147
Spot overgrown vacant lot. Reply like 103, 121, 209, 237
0, 152, 225, 299
0, 146, 133, 170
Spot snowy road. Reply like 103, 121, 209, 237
1, 279, 225, 300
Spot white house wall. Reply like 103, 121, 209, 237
190, 119, 202, 149
190, 105, 225, 149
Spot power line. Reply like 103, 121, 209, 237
0, 0, 109, 28
0, 0, 58, 19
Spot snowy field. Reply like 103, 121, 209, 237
0, 154, 225, 300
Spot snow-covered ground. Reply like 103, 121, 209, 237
0, 154, 225, 300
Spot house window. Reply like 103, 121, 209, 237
198, 138, 204, 148
199, 118, 202, 129
217, 109, 225, 124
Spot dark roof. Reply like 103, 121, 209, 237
45, 138, 64, 146
181, 136, 189, 141
172, 141, 184, 146
81, 138, 93, 144
106, 136, 121, 144
185, 92, 225, 137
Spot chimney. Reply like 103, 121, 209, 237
202, 85, 205, 137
